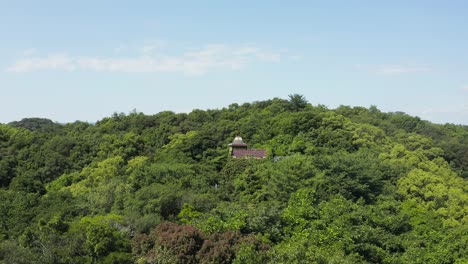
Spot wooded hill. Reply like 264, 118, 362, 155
0, 95, 467, 263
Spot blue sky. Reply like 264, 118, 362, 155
1, 1, 467, 124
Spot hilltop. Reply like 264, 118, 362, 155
0, 95, 467, 263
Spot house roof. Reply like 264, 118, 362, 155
229, 136, 248, 147
232, 149, 267, 158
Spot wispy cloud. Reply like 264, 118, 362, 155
463, 85, 468, 91
7, 44, 282, 75
418, 105, 468, 125
7, 53, 76, 72
113, 45, 127, 54
20, 48, 38, 56
356, 64, 430, 75
287, 55, 302, 61
420, 105, 468, 115
139, 40, 167, 54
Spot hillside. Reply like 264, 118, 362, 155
0, 95, 467, 263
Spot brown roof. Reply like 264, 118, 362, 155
232, 149, 267, 158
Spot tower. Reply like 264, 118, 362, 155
228, 136, 266, 159
229, 136, 248, 154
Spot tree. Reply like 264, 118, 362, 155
1, 97, 467, 263
288, 94, 308, 111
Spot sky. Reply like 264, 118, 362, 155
1, 0, 467, 125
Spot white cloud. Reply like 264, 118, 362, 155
375, 65, 429, 75
139, 40, 167, 54
357, 64, 430, 75
20, 48, 38, 56
7, 44, 283, 75
287, 55, 302, 61
113, 45, 127, 53
234, 47, 258, 55
418, 105, 468, 124
7, 53, 75, 72
420, 105, 468, 115
463, 85, 468, 91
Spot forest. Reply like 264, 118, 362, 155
0, 95, 467, 264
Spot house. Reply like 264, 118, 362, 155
228, 136, 267, 159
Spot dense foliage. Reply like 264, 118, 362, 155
0, 95, 467, 263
